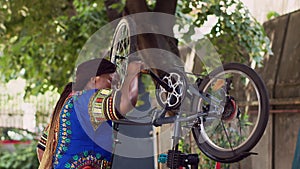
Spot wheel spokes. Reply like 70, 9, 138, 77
201, 70, 261, 151
111, 21, 133, 90
221, 120, 234, 152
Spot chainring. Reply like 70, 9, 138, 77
155, 69, 187, 110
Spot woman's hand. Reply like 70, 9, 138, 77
126, 61, 144, 77
118, 61, 144, 115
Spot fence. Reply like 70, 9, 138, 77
0, 89, 59, 132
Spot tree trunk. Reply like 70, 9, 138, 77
105, 0, 178, 52
125, 0, 149, 14
104, 0, 122, 21
154, 0, 179, 57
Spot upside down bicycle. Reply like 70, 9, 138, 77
109, 17, 269, 169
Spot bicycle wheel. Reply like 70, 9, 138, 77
191, 63, 269, 163
110, 18, 137, 90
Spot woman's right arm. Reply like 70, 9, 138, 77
118, 61, 142, 115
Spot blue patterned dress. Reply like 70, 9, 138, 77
52, 89, 120, 169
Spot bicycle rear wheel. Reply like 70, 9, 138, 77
110, 18, 137, 90
191, 63, 269, 163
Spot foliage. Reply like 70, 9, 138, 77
179, 0, 272, 66
0, 141, 39, 169
0, 0, 109, 95
0, 0, 271, 95
266, 11, 280, 20
0, 128, 39, 169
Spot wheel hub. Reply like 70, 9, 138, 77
222, 96, 237, 121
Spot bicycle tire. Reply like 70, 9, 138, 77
191, 63, 269, 163
110, 18, 137, 90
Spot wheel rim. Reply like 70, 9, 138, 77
198, 70, 262, 151
110, 20, 133, 90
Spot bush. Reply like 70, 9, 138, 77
0, 141, 39, 169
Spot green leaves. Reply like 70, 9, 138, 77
109, 0, 126, 13
0, 0, 108, 96
1, 0, 272, 96
179, 0, 272, 66
267, 11, 280, 20
0, 141, 39, 169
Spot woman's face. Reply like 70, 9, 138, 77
94, 73, 115, 89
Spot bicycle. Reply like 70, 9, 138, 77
109, 17, 269, 169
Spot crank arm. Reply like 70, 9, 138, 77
141, 69, 173, 92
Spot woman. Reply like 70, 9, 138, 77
37, 58, 141, 169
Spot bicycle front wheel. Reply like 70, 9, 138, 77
191, 63, 269, 163
110, 18, 137, 90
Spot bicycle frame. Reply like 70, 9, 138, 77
113, 71, 224, 149
112, 75, 222, 169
